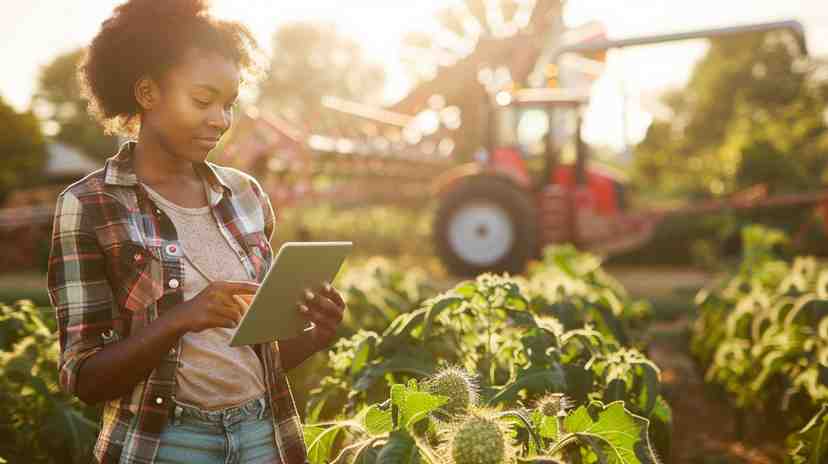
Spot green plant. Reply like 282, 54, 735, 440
304, 378, 662, 464
691, 225, 828, 458
0, 300, 99, 463
336, 256, 439, 334
787, 404, 828, 464
443, 412, 511, 464
422, 367, 479, 418
307, 246, 671, 458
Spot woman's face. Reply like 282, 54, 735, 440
142, 48, 240, 162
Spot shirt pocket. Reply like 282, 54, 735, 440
105, 241, 164, 313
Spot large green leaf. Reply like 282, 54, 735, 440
356, 404, 394, 436
40, 404, 98, 464
353, 353, 434, 392
352, 333, 379, 377
788, 404, 828, 464
421, 296, 463, 339
390, 383, 448, 430
304, 424, 344, 464
538, 414, 561, 441
488, 366, 567, 406
375, 430, 420, 464
353, 444, 380, 464
383, 309, 427, 338
561, 401, 660, 464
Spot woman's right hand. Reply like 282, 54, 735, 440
173, 281, 260, 333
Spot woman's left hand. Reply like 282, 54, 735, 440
298, 282, 347, 353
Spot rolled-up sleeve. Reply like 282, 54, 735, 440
47, 191, 115, 397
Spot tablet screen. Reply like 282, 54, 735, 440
229, 241, 352, 346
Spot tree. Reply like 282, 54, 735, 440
633, 31, 828, 198
626, 31, 828, 261
257, 22, 385, 133
0, 95, 47, 203
32, 49, 119, 161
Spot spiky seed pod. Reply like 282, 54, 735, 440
449, 415, 506, 464
537, 393, 571, 417
423, 367, 479, 417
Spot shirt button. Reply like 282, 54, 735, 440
154, 208, 161, 215
133, 252, 143, 263
155, 397, 164, 405
168, 278, 180, 289
169, 347, 177, 356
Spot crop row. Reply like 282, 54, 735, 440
309, 245, 670, 463
691, 226, 828, 463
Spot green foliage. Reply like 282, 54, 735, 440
422, 367, 479, 417
336, 256, 439, 334
634, 30, 827, 198
277, 204, 436, 259
787, 404, 828, 464
304, 381, 447, 464
691, 225, 828, 459
33, 48, 118, 160
552, 401, 660, 464
258, 22, 385, 131
307, 245, 671, 459
0, 301, 99, 463
450, 415, 506, 464
305, 380, 660, 464
630, 30, 828, 263
0, 96, 47, 201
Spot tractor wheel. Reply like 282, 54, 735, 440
434, 177, 537, 277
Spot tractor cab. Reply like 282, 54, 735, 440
486, 88, 588, 192
485, 87, 628, 218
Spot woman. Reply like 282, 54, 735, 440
47, 1, 345, 462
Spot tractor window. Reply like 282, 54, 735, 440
518, 106, 580, 188
516, 107, 550, 188
548, 107, 579, 166
516, 108, 550, 157
494, 103, 581, 188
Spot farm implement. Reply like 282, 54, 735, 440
220, 19, 828, 276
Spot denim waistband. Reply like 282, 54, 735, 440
171, 396, 269, 426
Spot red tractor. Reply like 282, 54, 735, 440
218, 20, 828, 277
431, 20, 828, 277
432, 87, 656, 276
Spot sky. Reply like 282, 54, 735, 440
1, 0, 827, 150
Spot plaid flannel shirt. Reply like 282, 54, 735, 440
47, 142, 308, 464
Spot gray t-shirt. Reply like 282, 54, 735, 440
143, 181, 266, 410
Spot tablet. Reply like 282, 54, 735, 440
229, 241, 353, 346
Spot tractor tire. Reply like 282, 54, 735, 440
434, 177, 538, 277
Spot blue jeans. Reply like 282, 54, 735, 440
156, 396, 281, 464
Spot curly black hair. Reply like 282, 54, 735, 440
79, 0, 263, 135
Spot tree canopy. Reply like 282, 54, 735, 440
0, 95, 47, 202
33, 49, 119, 161
633, 31, 828, 198
257, 22, 385, 133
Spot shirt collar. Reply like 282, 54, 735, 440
103, 141, 232, 198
